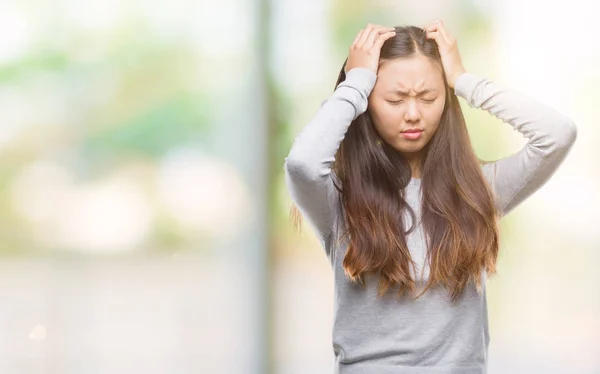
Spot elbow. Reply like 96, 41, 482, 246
566, 119, 578, 144
284, 155, 311, 181
545, 118, 577, 157
283, 155, 326, 185
558, 118, 578, 149
283, 156, 301, 177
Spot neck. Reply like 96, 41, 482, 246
402, 152, 422, 179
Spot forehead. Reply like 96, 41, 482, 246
375, 55, 444, 92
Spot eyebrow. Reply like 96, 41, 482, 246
389, 88, 436, 95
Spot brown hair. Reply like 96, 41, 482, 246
290, 25, 501, 301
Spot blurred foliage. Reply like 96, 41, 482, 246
82, 92, 209, 167
0, 15, 213, 255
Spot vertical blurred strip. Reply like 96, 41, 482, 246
254, 0, 275, 373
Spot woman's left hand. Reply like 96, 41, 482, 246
423, 20, 466, 89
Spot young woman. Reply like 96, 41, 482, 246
283, 21, 577, 373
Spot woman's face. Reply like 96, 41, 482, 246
367, 55, 447, 158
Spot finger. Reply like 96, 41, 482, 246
434, 21, 453, 45
357, 24, 375, 46
423, 24, 439, 41
426, 26, 447, 46
352, 29, 364, 47
371, 30, 396, 50
425, 30, 444, 47
362, 26, 395, 49
425, 28, 439, 39
423, 19, 441, 32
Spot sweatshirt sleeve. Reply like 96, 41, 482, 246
454, 72, 578, 217
283, 68, 377, 246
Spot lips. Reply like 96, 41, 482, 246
401, 129, 423, 140
402, 128, 423, 133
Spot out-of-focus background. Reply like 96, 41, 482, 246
0, 0, 597, 373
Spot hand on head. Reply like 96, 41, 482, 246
422, 20, 466, 88
345, 24, 396, 74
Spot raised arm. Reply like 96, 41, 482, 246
284, 68, 376, 240
283, 24, 396, 247
454, 72, 578, 217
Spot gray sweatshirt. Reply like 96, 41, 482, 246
283, 67, 577, 373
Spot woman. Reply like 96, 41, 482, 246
283, 21, 577, 373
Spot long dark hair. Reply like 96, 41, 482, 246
290, 25, 501, 301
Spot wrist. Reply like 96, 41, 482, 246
450, 69, 467, 88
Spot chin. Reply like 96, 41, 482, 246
391, 142, 426, 154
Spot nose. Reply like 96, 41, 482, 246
404, 100, 421, 123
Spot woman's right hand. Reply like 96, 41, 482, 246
344, 24, 396, 74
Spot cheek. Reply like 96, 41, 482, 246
371, 102, 405, 122
423, 102, 445, 125
370, 106, 403, 134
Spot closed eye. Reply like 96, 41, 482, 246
386, 99, 436, 104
